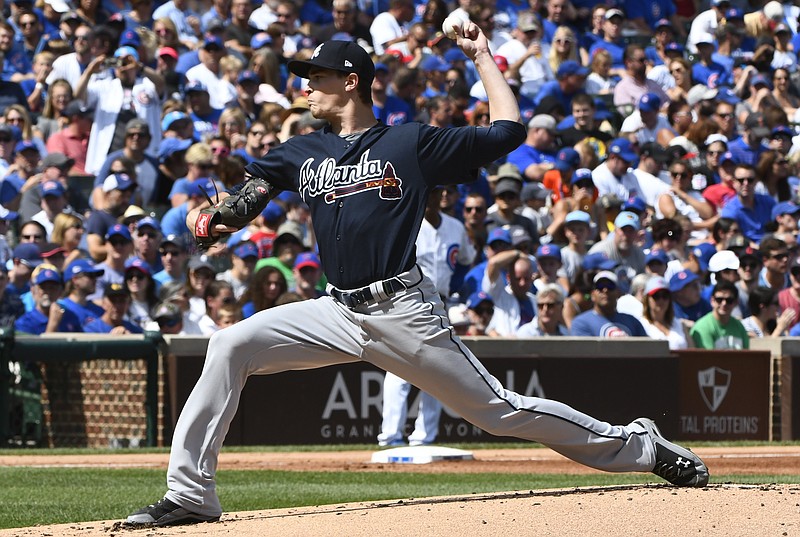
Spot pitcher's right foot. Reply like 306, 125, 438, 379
635, 417, 709, 487
126, 497, 220, 527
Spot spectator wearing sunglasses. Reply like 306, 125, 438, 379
639, 276, 690, 350
719, 163, 776, 244
91, 119, 159, 211
570, 271, 646, 337
757, 236, 790, 290
84, 283, 144, 334
518, 283, 568, 337
132, 216, 164, 275
690, 280, 748, 350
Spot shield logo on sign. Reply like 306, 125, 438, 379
697, 366, 731, 412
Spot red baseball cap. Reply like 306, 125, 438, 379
494, 55, 508, 72
157, 47, 178, 60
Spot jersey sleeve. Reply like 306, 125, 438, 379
417, 120, 526, 188
244, 142, 300, 192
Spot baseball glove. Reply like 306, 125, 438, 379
194, 175, 276, 250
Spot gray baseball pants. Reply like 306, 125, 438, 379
165, 266, 656, 517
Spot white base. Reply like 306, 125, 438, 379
371, 445, 474, 464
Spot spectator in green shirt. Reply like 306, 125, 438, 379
690, 280, 749, 350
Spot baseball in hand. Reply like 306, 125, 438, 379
442, 12, 469, 40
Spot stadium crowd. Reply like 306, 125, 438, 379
1, 0, 800, 349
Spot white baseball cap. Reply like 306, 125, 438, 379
644, 276, 669, 296
708, 250, 740, 272
593, 270, 618, 285
704, 134, 728, 147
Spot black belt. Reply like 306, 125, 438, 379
330, 277, 408, 309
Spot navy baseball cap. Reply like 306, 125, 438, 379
203, 34, 225, 50
487, 228, 512, 246
14, 140, 38, 154
40, 180, 65, 198
725, 7, 744, 19
751, 74, 772, 90
665, 42, 685, 54
34, 267, 62, 286
251, 32, 273, 49
692, 242, 716, 272
556, 60, 588, 79
295, 251, 321, 269
444, 47, 468, 63
772, 125, 794, 138
64, 258, 104, 279
608, 138, 638, 163
535, 244, 561, 261
136, 216, 162, 233
234, 242, 259, 259
554, 147, 580, 171
654, 18, 671, 30
669, 269, 699, 293
420, 55, 451, 72
716, 86, 740, 105
238, 70, 259, 85
125, 256, 152, 276
638, 92, 661, 113
772, 201, 800, 221
621, 197, 647, 214
185, 80, 209, 94
582, 253, 617, 271
645, 249, 669, 265
158, 137, 192, 161
261, 202, 285, 222
106, 223, 132, 241
119, 29, 140, 47
466, 291, 493, 310
13, 243, 42, 267
288, 40, 375, 84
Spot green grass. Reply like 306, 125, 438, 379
0, 467, 797, 529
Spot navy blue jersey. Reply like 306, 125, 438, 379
246, 120, 525, 289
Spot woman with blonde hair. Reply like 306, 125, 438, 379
250, 48, 282, 91
4, 105, 46, 155
548, 26, 579, 75
153, 18, 186, 54
169, 143, 214, 208
585, 49, 614, 94
218, 107, 248, 150
51, 212, 87, 267
666, 58, 692, 102
36, 79, 73, 142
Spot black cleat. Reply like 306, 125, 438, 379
125, 497, 220, 527
635, 417, 709, 487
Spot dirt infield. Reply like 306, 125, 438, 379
1, 446, 799, 536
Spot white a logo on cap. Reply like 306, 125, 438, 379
344, 60, 353, 67
312, 43, 323, 59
